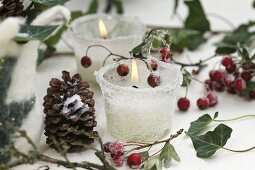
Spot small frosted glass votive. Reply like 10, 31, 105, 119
95, 60, 183, 142
68, 14, 146, 85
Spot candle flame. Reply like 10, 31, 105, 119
98, 19, 108, 38
131, 59, 139, 83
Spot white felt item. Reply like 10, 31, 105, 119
0, 6, 71, 155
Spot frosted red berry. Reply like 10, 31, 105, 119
113, 156, 124, 167
103, 142, 111, 153
204, 79, 213, 90
197, 97, 210, 110
148, 56, 158, 71
226, 64, 237, 73
222, 73, 234, 87
177, 97, 190, 111
117, 64, 129, 76
213, 81, 224, 92
160, 48, 171, 63
147, 73, 160, 88
212, 70, 223, 82
221, 56, 233, 67
242, 63, 255, 70
241, 71, 252, 82
81, 56, 92, 68
206, 92, 218, 107
234, 78, 246, 92
209, 70, 215, 80
127, 153, 142, 169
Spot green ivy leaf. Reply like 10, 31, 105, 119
71, 11, 84, 21
86, 0, 99, 15
169, 144, 180, 162
181, 69, 191, 87
112, 0, 124, 14
187, 124, 232, 158
187, 112, 219, 136
236, 44, 250, 62
31, 0, 70, 6
37, 47, 56, 66
215, 21, 255, 55
170, 28, 206, 51
184, 0, 210, 33
130, 41, 147, 54
145, 156, 162, 170
44, 25, 68, 47
15, 25, 59, 42
241, 82, 255, 96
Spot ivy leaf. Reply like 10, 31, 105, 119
170, 28, 206, 52
44, 25, 68, 47
187, 112, 219, 136
241, 82, 255, 96
37, 47, 56, 66
187, 124, 232, 158
139, 151, 149, 161
130, 41, 147, 54
71, 11, 84, 21
86, 0, 99, 15
145, 156, 162, 170
181, 69, 191, 87
215, 21, 255, 55
159, 142, 180, 168
169, 144, 180, 162
184, 0, 210, 33
112, 0, 124, 14
15, 25, 59, 42
236, 44, 250, 62
31, 0, 70, 6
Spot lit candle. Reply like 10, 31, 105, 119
96, 60, 183, 142
68, 14, 146, 85
98, 19, 108, 39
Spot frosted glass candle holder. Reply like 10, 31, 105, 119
95, 60, 183, 142
68, 14, 146, 85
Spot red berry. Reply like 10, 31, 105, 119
81, 56, 92, 68
177, 97, 190, 111
148, 56, 158, 71
222, 73, 234, 87
249, 89, 255, 99
127, 153, 142, 169
106, 141, 124, 158
206, 92, 218, 107
213, 81, 225, 92
234, 78, 246, 92
160, 48, 171, 63
242, 63, 255, 70
113, 156, 124, 167
204, 79, 213, 90
103, 142, 111, 153
197, 97, 210, 110
117, 64, 129, 76
226, 82, 236, 94
212, 70, 223, 82
209, 70, 215, 80
226, 64, 237, 73
147, 73, 160, 88
241, 71, 252, 82
221, 56, 233, 67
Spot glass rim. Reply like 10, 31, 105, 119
95, 62, 183, 93
70, 14, 147, 43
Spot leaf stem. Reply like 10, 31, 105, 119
223, 146, 255, 153
214, 114, 255, 122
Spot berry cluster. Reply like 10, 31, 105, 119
177, 91, 218, 111
103, 142, 142, 168
204, 56, 255, 99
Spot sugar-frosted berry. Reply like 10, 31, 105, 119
197, 97, 210, 110
241, 71, 252, 82
160, 48, 171, 63
226, 64, 237, 73
177, 97, 190, 111
81, 56, 92, 68
113, 156, 124, 167
209, 70, 215, 80
147, 73, 160, 87
147, 56, 158, 71
206, 92, 218, 107
212, 70, 222, 82
242, 63, 255, 70
204, 79, 213, 90
234, 78, 246, 92
127, 153, 142, 169
222, 73, 235, 87
213, 81, 225, 92
221, 56, 233, 67
103, 142, 111, 153
117, 64, 129, 76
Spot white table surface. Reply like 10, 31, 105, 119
15, 0, 255, 169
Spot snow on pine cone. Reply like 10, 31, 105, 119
43, 71, 97, 152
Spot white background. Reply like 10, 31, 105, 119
16, 0, 255, 170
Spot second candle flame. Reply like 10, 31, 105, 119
98, 19, 108, 38
131, 59, 139, 83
